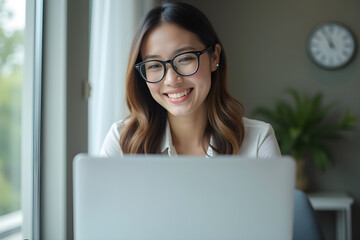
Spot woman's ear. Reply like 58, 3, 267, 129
211, 43, 221, 72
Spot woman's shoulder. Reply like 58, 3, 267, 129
111, 118, 129, 133
99, 118, 130, 157
240, 117, 281, 158
243, 117, 272, 131
242, 117, 277, 143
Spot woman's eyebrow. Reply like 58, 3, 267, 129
173, 46, 196, 54
143, 46, 196, 61
143, 54, 161, 61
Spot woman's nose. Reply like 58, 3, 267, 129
163, 64, 183, 85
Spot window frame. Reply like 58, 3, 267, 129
22, 0, 43, 239
40, 0, 89, 239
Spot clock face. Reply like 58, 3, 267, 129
307, 22, 356, 69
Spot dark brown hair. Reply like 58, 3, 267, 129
120, 2, 244, 154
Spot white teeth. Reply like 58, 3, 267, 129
168, 89, 191, 99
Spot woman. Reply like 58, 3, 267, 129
100, 2, 280, 158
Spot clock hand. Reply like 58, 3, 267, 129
327, 36, 335, 49
322, 29, 335, 49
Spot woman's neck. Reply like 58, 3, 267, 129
168, 107, 209, 155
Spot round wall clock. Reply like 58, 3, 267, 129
307, 22, 356, 70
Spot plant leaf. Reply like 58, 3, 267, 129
252, 88, 357, 171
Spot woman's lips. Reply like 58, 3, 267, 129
167, 89, 192, 99
164, 88, 193, 103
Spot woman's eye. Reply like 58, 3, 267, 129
178, 56, 195, 63
147, 63, 162, 70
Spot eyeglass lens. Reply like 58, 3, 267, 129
139, 52, 199, 82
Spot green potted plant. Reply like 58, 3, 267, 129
253, 89, 357, 190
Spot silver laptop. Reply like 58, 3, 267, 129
73, 154, 295, 240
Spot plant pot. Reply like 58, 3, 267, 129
295, 159, 308, 191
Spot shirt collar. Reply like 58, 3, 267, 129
160, 120, 216, 157
160, 120, 177, 156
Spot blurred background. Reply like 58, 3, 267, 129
0, 0, 24, 239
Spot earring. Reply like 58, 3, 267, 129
216, 63, 219, 67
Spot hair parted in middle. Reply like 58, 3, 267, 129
120, 2, 245, 154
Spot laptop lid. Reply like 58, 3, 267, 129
73, 154, 295, 240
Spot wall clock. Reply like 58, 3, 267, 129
307, 22, 356, 70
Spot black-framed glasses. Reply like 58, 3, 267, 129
134, 45, 214, 83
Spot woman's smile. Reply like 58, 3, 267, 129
164, 88, 193, 103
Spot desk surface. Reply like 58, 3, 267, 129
307, 192, 354, 240
308, 192, 354, 210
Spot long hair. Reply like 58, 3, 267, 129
120, 2, 244, 154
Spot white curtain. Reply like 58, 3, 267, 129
88, 0, 157, 154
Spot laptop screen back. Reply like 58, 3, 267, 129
73, 155, 295, 240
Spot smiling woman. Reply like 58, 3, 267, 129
100, 2, 281, 159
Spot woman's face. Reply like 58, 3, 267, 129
140, 22, 220, 118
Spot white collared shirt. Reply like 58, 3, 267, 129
100, 117, 281, 158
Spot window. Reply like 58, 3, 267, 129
0, 0, 25, 239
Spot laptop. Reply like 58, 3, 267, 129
73, 154, 295, 240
